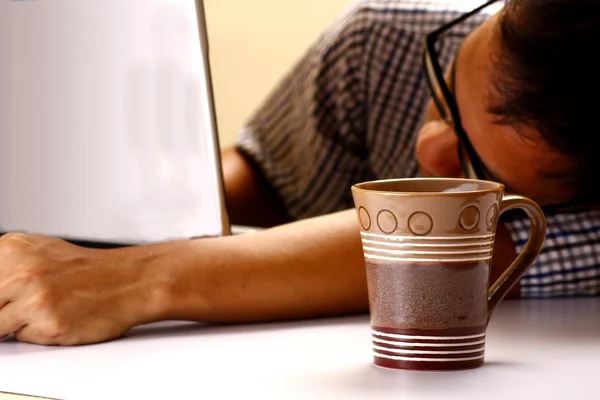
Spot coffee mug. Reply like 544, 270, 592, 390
351, 178, 546, 371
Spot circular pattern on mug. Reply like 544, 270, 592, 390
459, 206, 480, 231
377, 209, 398, 234
358, 206, 371, 231
486, 204, 499, 230
408, 211, 433, 236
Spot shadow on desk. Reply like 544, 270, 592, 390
122, 313, 368, 341
0, 313, 368, 355
290, 358, 526, 400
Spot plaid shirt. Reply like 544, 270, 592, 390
236, 0, 600, 298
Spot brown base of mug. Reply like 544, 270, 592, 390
370, 324, 487, 372
373, 356, 484, 371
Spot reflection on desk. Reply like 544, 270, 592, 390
1, 298, 599, 400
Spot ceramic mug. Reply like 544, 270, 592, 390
351, 178, 546, 371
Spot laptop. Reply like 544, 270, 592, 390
0, 0, 244, 248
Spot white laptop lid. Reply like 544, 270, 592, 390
0, 0, 231, 244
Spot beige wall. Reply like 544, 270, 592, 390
204, 0, 351, 148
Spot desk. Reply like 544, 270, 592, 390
1, 298, 599, 400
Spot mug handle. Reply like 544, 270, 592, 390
487, 194, 547, 322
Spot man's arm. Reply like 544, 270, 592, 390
142, 213, 519, 324
0, 209, 369, 345
221, 146, 291, 228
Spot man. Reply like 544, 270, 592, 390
0, 0, 598, 345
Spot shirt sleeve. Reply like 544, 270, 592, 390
235, 3, 376, 220
505, 209, 600, 298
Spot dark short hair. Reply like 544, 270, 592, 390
488, 0, 599, 203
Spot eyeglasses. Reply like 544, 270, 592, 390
423, 0, 501, 180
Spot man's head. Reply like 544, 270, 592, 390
416, 0, 597, 207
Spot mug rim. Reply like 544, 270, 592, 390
351, 177, 505, 196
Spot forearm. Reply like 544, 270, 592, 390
126, 209, 369, 325
123, 213, 519, 327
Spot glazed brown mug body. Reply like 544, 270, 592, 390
351, 178, 546, 371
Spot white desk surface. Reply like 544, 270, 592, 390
1, 298, 599, 400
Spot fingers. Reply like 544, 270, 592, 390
0, 233, 47, 299
0, 233, 126, 346
0, 234, 31, 339
14, 325, 45, 345
0, 301, 26, 338
13, 315, 71, 346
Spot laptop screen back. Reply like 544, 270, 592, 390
0, 0, 230, 244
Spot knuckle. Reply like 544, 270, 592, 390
42, 319, 69, 342
17, 322, 70, 345
0, 232, 30, 252
28, 293, 70, 343
30, 288, 58, 312
12, 267, 44, 289
1, 232, 28, 244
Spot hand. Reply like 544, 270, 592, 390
0, 233, 146, 345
